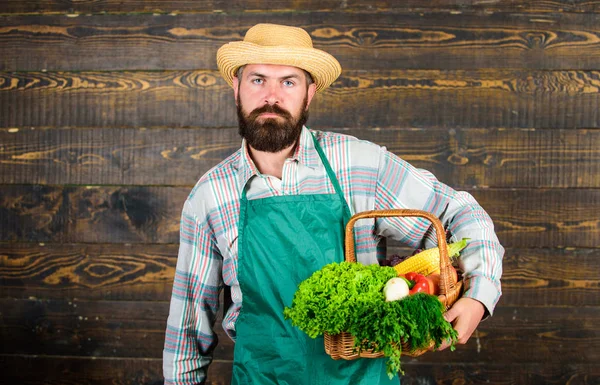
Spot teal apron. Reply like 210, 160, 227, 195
232, 134, 399, 385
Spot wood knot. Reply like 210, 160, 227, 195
192, 72, 217, 87
311, 27, 342, 39
447, 153, 469, 165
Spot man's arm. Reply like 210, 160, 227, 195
435, 188, 504, 347
163, 199, 223, 385
374, 147, 504, 343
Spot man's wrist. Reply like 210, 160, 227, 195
462, 274, 501, 319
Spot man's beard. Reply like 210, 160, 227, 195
237, 95, 309, 153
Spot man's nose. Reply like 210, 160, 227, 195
264, 83, 281, 105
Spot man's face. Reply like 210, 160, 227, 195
233, 64, 317, 153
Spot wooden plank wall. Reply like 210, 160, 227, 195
1, 1, 599, 384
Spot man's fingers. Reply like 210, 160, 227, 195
438, 298, 485, 350
443, 307, 458, 323
453, 318, 471, 344
437, 341, 450, 351
444, 309, 457, 323
437, 322, 469, 351
439, 306, 460, 351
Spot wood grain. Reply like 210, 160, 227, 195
399, 362, 600, 385
1, 1, 598, 384
468, 188, 600, 249
2, 1, 600, 14
2, 244, 598, 305
0, 243, 177, 301
0, 70, 232, 129
0, 185, 186, 244
1, 301, 597, 363
1, 127, 599, 188
1, 185, 598, 247
0, 354, 234, 385
0, 127, 237, 187
3, 70, 600, 129
0, 299, 175, 358
0, 298, 232, 360
0, 354, 597, 385
3, 12, 600, 71
500, 247, 600, 307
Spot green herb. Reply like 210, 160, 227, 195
350, 293, 458, 377
284, 262, 458, 378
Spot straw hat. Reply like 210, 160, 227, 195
217, 23, 342, 93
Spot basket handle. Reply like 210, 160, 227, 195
344, 209, 458, 303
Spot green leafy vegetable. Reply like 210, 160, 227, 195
283, 262, 397, 338
284, 261, 458, 378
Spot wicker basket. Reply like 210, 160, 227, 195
324, 209, 463, 359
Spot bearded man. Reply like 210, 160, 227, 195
163, 23, 504, 385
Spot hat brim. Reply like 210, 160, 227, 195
217, 42, 341, 93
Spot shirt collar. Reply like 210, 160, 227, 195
292, 126, 321, 169
235, 126, 321, 192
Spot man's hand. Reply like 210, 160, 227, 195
437, 297, 485, 350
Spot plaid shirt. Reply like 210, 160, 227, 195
163, 127, 504, 384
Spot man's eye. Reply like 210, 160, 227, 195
252, 78, 263, 84
283, 80, 294, 87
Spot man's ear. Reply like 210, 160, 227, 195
305, 83, 317, 109
233, 77, 239, 105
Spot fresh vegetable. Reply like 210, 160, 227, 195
389, 254, 410, 266
404, 272, 433, 295
284, 262, 458, 378
350, 293, 458, 377
283, 262, 398, 338
383, 277, 410, 301
425, 273, 440, 295
394, 238, 469, 276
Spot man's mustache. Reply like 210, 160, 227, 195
248, 104, 293, 120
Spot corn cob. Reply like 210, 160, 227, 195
393, 238, 469, 276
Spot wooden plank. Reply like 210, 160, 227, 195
3, 12, 600, 71
0, 298, 233, 359
0, 71, 233, 129
468, 188, 600, 249
2, 70, 600, 129
1, 185, 598, 247
0, 354, 233, 385
0, 127, 238, 187
424, 305, 600, 364
0, 185, 186, 244
1, 300, 597, 364
2, 127, 599, 188
500, 247, 600, 307
2, 1, 600, 14
399, 362, 600, 385
0, 243, 177, 301
2, 243, 598, 305
0, 299, 174, 358
0, 354, 597, 385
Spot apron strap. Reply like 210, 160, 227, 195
310, 131, 352, 221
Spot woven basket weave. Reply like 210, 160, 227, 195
324, 209, 463, 359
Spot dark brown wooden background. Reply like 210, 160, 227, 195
1, 1, 599, 384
